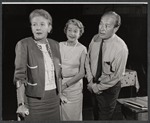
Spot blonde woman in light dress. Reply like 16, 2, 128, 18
59, 19, 87, 121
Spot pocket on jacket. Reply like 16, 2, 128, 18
26, 64, 38, 82
26, 81, 37, 86
27, 64, 38, 69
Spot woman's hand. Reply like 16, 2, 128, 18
62, 84, 66, 91
16, 105, 29, 118
60, 94, 68, 104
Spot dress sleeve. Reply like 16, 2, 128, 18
14, 41, 28, 85
96, 48, 128, 90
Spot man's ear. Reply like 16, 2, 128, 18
114, 26, 119, 33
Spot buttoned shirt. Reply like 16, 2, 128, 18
85, 34, 128, 91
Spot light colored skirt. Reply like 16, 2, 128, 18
61, 78, 83, 121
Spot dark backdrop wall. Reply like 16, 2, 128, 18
2, 4, 147, 120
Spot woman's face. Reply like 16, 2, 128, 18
66, 24, 80, 42
31, 16, 52, 40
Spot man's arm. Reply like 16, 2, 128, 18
85, 39, 95, 83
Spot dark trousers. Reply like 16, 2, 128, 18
91, 81, 121, 120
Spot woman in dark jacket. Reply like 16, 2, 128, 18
14, 9, 62, 121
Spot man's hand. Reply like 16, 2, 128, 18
92, 84, 103, 94
97, 90, 103, 94
87, 81, 93, 93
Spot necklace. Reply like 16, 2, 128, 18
34, 39, 53, 60
63, 41, 78, 61
43, 51, 54, 85
34, 39, 54, 85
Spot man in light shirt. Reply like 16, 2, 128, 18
85, 11, 128, 120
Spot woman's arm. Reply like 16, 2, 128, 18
62, 49, 87, 91
16, 83, 29, 118
14, 41, 28, 102
14, 41, 29, 117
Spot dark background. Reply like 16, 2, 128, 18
2, 4, 147, 120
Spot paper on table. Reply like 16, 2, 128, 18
125, 101, 148, 110
136, 96, 148, 101
124, 97, 148, 110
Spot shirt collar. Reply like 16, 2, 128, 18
103, 34, 116, 43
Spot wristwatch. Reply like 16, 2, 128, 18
18, 102, 25, 107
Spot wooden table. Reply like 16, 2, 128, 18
117, 97, 148, 121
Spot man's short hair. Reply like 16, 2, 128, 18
102, 11, 121, 28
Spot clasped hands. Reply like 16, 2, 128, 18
87, 81, 102, 94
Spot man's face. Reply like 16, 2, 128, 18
98, 15, 118, 40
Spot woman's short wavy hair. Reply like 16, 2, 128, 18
29, 9, 52, 25
64, 19, 84, 37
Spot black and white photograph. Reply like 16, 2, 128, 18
2, 2, 148, 121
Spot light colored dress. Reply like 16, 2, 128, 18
59, 41, 87, 121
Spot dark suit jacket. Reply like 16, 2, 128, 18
14, 37, 62, 98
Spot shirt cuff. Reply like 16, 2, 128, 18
88, 78, 93, 83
